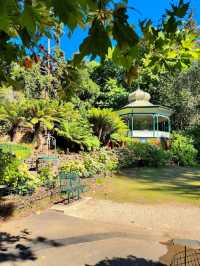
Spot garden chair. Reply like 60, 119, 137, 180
58, 171, 85, 204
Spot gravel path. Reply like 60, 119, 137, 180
58, 198, 200, 240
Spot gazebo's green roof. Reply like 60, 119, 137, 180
118, 88, 173, 117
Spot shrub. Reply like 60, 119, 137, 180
186, 125, 200, 161
82, 153, 103, 177
60, 148, 118, 178
170, 132, 197, 166
60, 159, 87, 177
13, 164, 40, 195
0, 149, 16, 183
114, 142, 170, 168
0, 149, 39, 194
113, 147, 135, 168
131, 142, 171, 167
38, 165, 56, 189
90, 148, 118, 173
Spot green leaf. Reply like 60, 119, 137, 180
31, 118, 39, 124
167, 0, 189, 19
112, 46, 138, 69
73, 18, 112, 64
113, 6, 138, 48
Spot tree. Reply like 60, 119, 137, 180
70, 64, 100, 108
89, 60, 129, 109
90, 60, 127, 89
26, 99, 66, 149
55, 118, 100, 151
50, 101, 100, 151
0, 0, 138, 80
0, 0, 198, 84
130, 61, 200, 131
10, 62, 58, 99
88, 108, 127, 145
95, 78, 128, 109
0, 100, 31, 141
110, 0, 200, 84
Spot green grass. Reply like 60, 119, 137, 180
0, 143, 32, 160
89, 167, 200, 205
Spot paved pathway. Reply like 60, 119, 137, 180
54, 198, 200, 240
0, 209, 166, 266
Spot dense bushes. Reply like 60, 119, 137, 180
170, 132, 197, 166
0, 149, 39, 194
0, 134, 198, 197
186, 125, 200, 161
60, 143, 172, 178
38, 166, 57, 189
114, 142, 171, 168
60, 148, 118, 178
0, 149, 58, 194
115, 135, 197, 168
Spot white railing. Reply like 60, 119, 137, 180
128, 130, 170, 138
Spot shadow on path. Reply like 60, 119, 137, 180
0, 230, 63, 263
0, 230, 155, 263
85, 255, 163, 266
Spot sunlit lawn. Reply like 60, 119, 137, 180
88, 167, 200, 205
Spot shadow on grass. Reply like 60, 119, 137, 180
85, 256, 163, 266
119, 167, 200, 199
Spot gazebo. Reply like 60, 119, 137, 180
118, 88, 173, 140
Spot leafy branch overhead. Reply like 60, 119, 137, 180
0, 0, 199, 83
111, 0, 200, 84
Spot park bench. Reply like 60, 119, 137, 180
58, 172, 85, 204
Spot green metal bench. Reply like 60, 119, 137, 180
58, 172, 85, 204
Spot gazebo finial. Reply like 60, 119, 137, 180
128, 87, 152, 106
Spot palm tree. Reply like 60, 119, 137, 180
88, 108, 128, 145
27, 99, 65, 149
0, 101, 31, 142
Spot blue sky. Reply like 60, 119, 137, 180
45, 0, 200, 60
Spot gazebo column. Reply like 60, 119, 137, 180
153, 114, 155, 137
131, 114, 134, 137
156, 114, 159, 137
127, 114, 130, 137
168, 118, 171, 132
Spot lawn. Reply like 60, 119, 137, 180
88, 167, 200, 205
0, 143, 32, 160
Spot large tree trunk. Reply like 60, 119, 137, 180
36, 131, 44, 150
34, 122, 45, 151
98, 127, 103, 141
10, 126, 18, 142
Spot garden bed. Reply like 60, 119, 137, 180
0, 188, 61, 222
